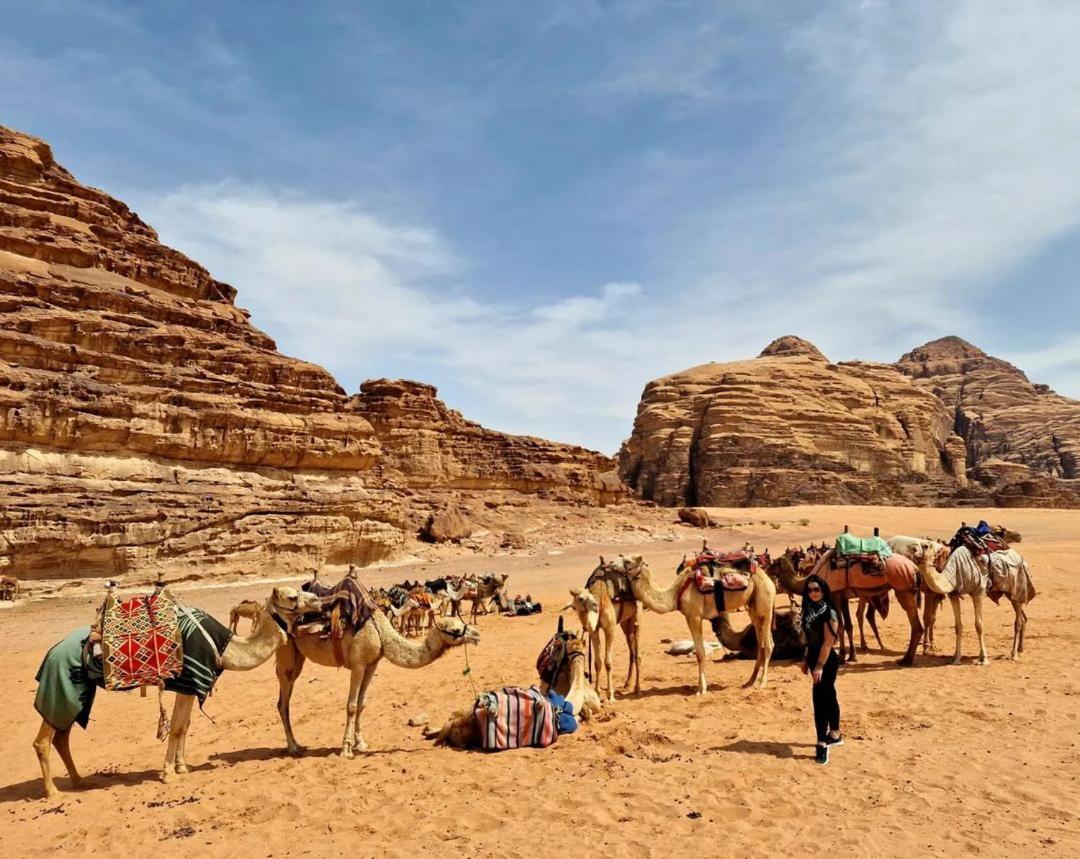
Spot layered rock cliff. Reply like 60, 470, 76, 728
618, 337, 965, 507
897, 336, 1080, 505
0, 125, 624, 579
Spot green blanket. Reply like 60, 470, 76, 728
35, 626, 101, 731
834, 533, 892, 558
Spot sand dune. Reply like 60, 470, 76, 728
1, 506, 1078, 857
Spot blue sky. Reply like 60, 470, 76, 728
4, 1, 1080, 453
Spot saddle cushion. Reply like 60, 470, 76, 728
302, 576, 375, 631
100, 592, 183, 692
585, 565, 634, 603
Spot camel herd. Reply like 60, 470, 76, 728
30, 526, 1035, 800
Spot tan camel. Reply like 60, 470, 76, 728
33, 586, 320, 799
918, 546, 1035, 664
565, 557, 641, 700
275, 611, 480, 758
229, 599, 261, 633
623, 554, 776, 693
888, 535, 951, 653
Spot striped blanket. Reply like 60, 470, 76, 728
475, 687, 558, 751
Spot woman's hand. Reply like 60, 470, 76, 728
801, 662, 809, 675
812, 667, 823, 684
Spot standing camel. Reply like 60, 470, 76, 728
229, 599, 261, 633
276, 611, 480, 758
888, 535, 951, 653
33, 586, 320, 799
622, 554, 776, 693
776, 552, 924, 666
918, 546, 1035, 664
566, 556, 641, 700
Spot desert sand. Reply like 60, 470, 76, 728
1, 505, 1078, 858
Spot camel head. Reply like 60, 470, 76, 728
433, 616, 481, 647
268, 586, 322, 634
619, 555, 648, 580
567, 587, 599, 632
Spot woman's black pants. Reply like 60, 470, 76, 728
812, 650, 840, 743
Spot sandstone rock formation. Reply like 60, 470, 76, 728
897, 336, 1080, 505
0, 125, 624, 579
621, 335, 1080, 508
420, 505, 474, 543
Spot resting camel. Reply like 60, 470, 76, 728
622, 554, 775, 693
776, 552, 924, 666
919, 545, 1035, 664
276, 611, 480, 758
565, 556, 641, 700
229, 599, 262, 633
33, 586, 320, 799
714, 609, 805, 661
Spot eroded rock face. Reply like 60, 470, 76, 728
619, 338, 956, 507
897, 337, 1080, 502
348, 379, 626, 505
621, 334, 1080, 507
0, 125, 624, 578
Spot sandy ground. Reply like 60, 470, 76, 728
1, 505, 1078, 858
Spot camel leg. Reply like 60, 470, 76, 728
1009, 599, 1024, 660
868, 603, 885, 650
746, 599, 774, 689
33, 721, 60, 799
856, 600, 870, 652
276, 642, 307, 756
342, 664, 366, 758
589, 630, 604, 699
172, 695, 197, 775
836, 597, 855, 663
162, 694, 194, 781
896, 591, 922, 666
948, 593, 964, 665
686, 615, 708, 695
620, 615, 642, 696
52, 727, 83, 788
601, 625, 615, 702
922, 593, 942, 653
972, 593, 989, 665
1018, 605, 1028, 655
352, 658, 379, 753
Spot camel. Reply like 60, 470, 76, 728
33, 586, 321, 799
430, 632, 598, 749
888, 535, 952, 653
565, 556, 641, 700
775, 552, 924, 666
229, 598, 262, 633
1, 573, 19, 601
714, 609, 805, 661
622, 554, 775, 693
275, 610, 480, 758
918, 545, 1035, 664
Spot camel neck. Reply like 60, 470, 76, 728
631, 565, 686, 613
374, 611, 444, 668
221, 608, 287, 671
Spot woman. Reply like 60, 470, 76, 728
801, 574, 842, 765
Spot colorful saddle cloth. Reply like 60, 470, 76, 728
100, 591, 183, 692
834, 533, 892, 560
949, 525, 1010, 558
536, 630, 575, 687
474, 686, 558, 751
302, 575, 376, 630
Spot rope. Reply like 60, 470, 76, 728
461, 640, 479, 699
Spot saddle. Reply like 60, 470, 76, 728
832, 533, 891, 576
585, 564, 634, 603
299, 575, 377, 666
950, 524, 1009, 558
696, 549, 759, 573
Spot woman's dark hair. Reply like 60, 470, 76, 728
801, 574, 836, 630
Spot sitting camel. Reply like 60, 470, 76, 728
229, 598, 262, 633
276, 609, 480, 758
623, 554, 776, 693
714, 609, 805, 661
919, 545, 1035, 664
565, 556, 641, 700
33, 586, 320, 799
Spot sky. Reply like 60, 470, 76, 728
4, 0, 1080, 453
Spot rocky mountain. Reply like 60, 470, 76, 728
620, 336, 1080, 508
0, 125, 623, 579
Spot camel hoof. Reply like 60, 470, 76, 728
161, 770, 174, 784
950, 658, 963, 666
43, 786, 61, 800
977, 657, 990, 666
354, 740, 369, 753
898, 657, 914, 667
340, 746, 354, 760
287, 745, 305, 758
174, 763, 189, 775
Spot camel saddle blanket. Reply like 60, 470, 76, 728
35, 610, 232, 731
950, 525, 1009, 558
697, 549, 758, 572
585, 565, 634, 603
302, 576, 376, 632
692, 569, 749, 595
100, 591, 183, 692
813, 550, 916, 592
474, 686, 558, 751
834, 533, 892, 560
986, 550, 1036, 605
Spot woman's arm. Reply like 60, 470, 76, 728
812, 619, 835, 683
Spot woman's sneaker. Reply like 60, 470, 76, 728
826, 734, 843, 747
814, 744, 829, 765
